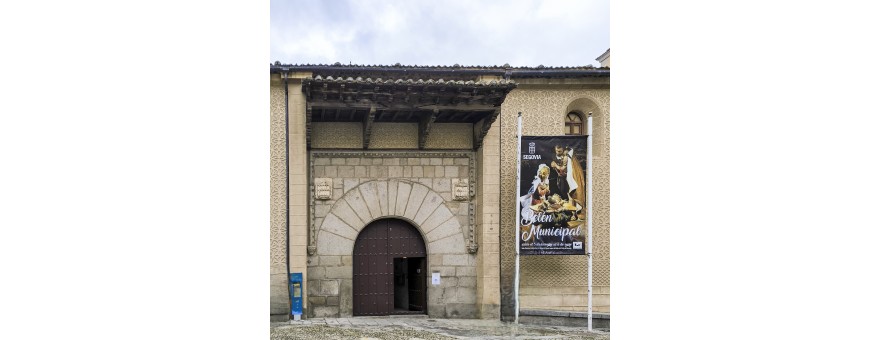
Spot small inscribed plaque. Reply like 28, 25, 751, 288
315, 178, 332, 200
453, 179, 469, 201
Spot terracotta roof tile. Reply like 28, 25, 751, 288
306, 75, 516, 87
271, 62, 604, 71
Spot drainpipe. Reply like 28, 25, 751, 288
283, 69, 291, 318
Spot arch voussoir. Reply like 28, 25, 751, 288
394, 181, 412, 217
343, 187, 372, 225
403, 184, 430, 221
376, 181, 389, 216
426, 217, 460, 243
359, 182, 382, 220
316, 230, 355, 256
320, 213, 358, 241
414, 191, 443, 226
317, 179, 463, 256
332, 199, 364, 232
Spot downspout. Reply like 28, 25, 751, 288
283, 69, 291, 318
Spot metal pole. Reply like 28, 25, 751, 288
587, 113, 594, 331
514, 112, 523, 324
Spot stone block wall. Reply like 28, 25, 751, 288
270, 73, 312, 320
306, 151, 480, 318
475, 117, 501, 319
288, 77, 310, 315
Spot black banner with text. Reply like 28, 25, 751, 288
518, 136, 588, 255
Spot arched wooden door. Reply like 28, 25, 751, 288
353, 218, 427, 316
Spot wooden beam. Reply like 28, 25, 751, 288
449, 111, 467, 121
474, 108, 501, 150
419, 109, 438, 150
306, 88, 505, 100
310, 101, 498, 112
482, 90, 495, 105
363, 105, 376, 149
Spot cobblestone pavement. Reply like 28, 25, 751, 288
270, 316, 610, 340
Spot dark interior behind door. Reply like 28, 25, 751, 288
407, 257, 426, 311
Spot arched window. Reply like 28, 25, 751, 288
565, 111, 584, 135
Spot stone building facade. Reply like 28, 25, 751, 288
270, 61, 610, 323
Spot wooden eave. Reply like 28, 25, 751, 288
303, 76, 516, 150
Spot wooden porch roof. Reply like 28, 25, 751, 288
302, 75, 517, 150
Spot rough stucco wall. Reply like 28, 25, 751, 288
425, 123, 474, 149
370, 123, 418, 149
310, 122, 475, 150
270, 75, 289, 317
498, 88, 611, 318
311, 122, 363, 149
307, 152, 478, 318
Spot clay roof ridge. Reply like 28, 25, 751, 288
307, 75, 515, 86
272, 62, 600, 70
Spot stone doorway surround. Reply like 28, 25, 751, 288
315, 179, 467, 257
308, 175, 478, 318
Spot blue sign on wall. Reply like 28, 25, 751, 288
289, 273, 303, 316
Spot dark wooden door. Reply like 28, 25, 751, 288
353, 222, 392, 316
407, 257, 426, 311
353, 219, 426, 316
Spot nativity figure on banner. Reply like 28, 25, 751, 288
519, 146, 586, 243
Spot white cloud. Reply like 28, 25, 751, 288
270, 0, 609, 67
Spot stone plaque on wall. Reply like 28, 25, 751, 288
453, 179, 469, 201
315, 178, 332, 200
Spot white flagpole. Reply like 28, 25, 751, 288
514, 112, 523, 324
586, 113, 594, 331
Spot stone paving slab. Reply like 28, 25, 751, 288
271, 317, 610, 340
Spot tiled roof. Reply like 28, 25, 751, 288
307, 75, 516, 87
272, 63, 609, 80
272, 62, 604, 71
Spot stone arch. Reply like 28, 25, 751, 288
315, 179, 467, 257
563, 97, 603, 126
563, 95, 608, 158
563, 94, 607, 118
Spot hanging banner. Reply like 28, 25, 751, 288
518, 136, 588, 255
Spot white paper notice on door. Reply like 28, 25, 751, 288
431, 272, 440, 285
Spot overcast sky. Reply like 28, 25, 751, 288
270, 0, 609, 67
